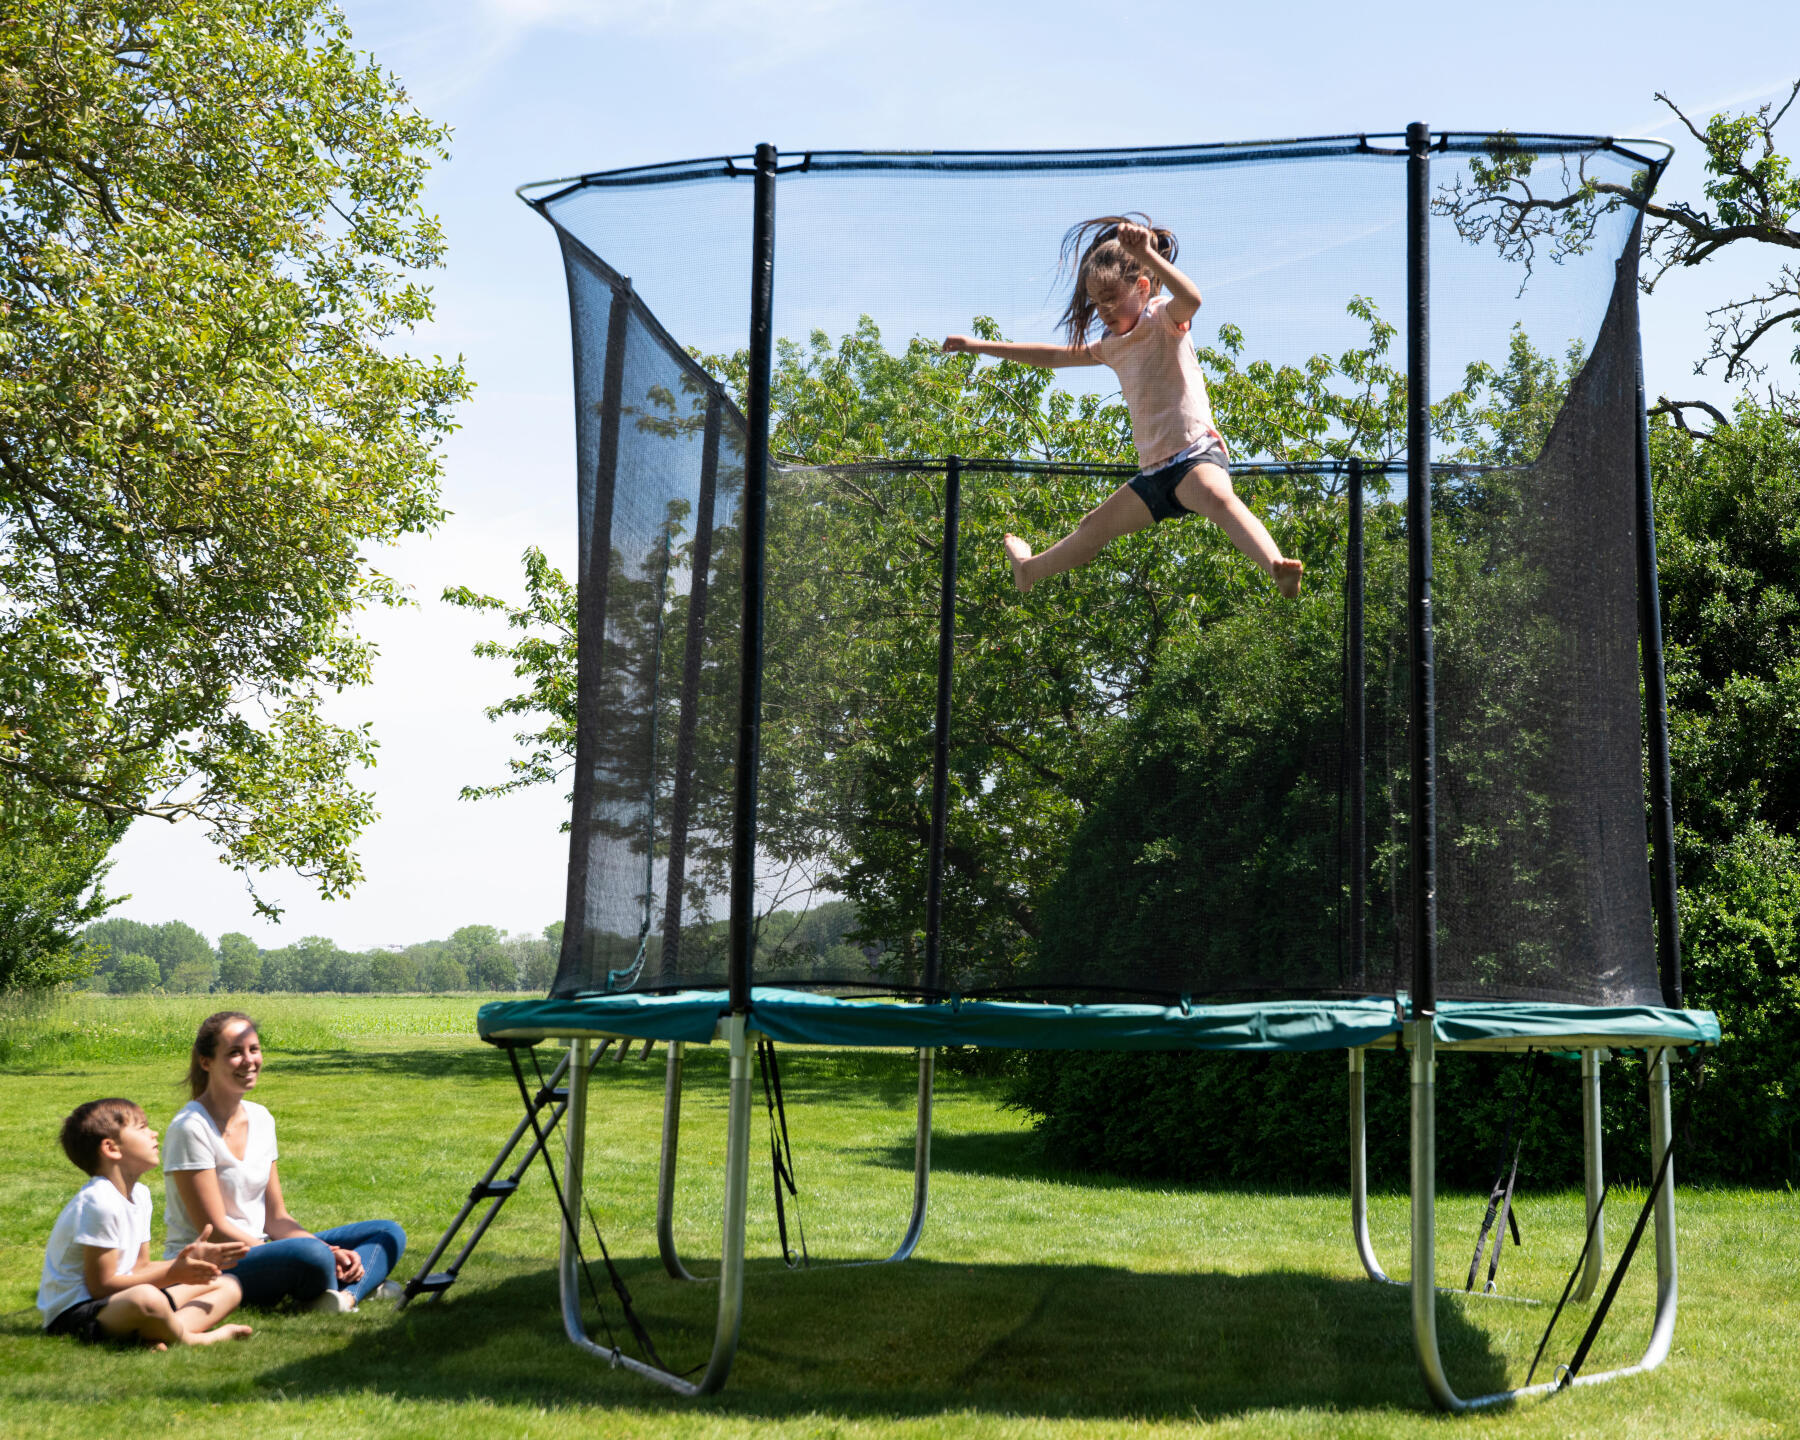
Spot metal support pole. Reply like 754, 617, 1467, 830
1408, 1021, 1463, 1408
887, 1048, 934, 1263
556, 1022, 752, 1396
1408, 1031, 1683, 1409
1577, 1048, 1607, 1301
1635, 347, 1684, 1009
1349, 1047, 1392, 1282
657, 1039, 934, 1274
1405, 120, 1438, 1021
1347, 456, 1367, 990
729, 143, 778, 1016
558, 1038, 591, 1345
923, 457, 962, 996
656, 1041, 696, 1281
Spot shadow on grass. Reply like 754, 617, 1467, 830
238, 1256, 1505, 1420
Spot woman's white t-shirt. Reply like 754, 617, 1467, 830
38, 1176, 152, 1326
161, 1099, 278, 1255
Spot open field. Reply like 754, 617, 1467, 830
1, 993, 1795, 1439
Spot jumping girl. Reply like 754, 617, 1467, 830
943, 216, 1304, 598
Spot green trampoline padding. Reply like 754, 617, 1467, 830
477, 987, 1719, 1053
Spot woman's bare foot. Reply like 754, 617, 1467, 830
186, 1323, 254, 1345
1273, 558, 1304, 599
1003, 533, 1036, 593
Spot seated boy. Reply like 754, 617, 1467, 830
38, 1098, 254, 1347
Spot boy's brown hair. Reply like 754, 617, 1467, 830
59, 1098, 147, 1175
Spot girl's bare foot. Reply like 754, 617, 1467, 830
1003, 533, 1036, 593
187, 1323, 254, 1345
1273, 558, 1304, 599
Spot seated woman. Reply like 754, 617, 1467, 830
163, 1011, 407, 1313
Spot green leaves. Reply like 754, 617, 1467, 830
0, 1, 470, 923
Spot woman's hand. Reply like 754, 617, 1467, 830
331, 1246, 365, 1285
942, 334, 976, 353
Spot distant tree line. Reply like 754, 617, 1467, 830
78, 918, 565, 995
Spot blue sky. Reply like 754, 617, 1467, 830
104, 0, 1800, 951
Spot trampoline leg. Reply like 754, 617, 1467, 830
1576, 1048, 1606, 1302
556, 1021, 753, 1396
886, 1047, 934, 1262
655, 1041, 698, 1281
1409, 1029, 1683, 1411
1349, 1047, 1394, 1283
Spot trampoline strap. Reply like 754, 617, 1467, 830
1558, 1052, 1704, 1387
1466, 1049, 1541, 1293
508, 1044, 691, 1376
1525, 1177, 1610, 1386
757, 1036, 809, 1269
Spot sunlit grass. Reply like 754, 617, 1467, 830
1, 996, 1794, 1438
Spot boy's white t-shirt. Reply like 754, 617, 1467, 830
161, 1098, 278, 1254
38, 1176, 152, 1327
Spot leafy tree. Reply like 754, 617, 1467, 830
1438, 80, 1800, 420
165, 960, 215, 993
447, 924, 512, 991
84, 917, 158, 986
0, 0, 469, 913
144, 920, 211, 987
109, 952, 159, 994
421, 953, 467, 993
1, 793, 118, 990
257, 945, 298, 992
216, 933, 261, 991
367, 947, 419, 992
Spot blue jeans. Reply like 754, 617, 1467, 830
231, 1221, 407, 1308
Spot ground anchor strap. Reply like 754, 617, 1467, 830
506, 1042, 693, 1376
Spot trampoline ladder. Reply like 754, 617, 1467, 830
399, 1038, 643, 1307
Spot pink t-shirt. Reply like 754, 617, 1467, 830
1091, 294, 1219, 470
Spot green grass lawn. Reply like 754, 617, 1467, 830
1, 993, 1794, 1438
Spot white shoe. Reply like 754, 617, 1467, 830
374, 1280, 404, 1302
309, 1288, 357, 1314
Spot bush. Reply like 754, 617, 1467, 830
1004, 1044, 1720, 1190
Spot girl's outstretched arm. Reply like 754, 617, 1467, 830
1117, 221, 1202, 326
942, 335, 1099, 368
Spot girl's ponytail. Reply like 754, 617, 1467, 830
1058, 214, 1179, 346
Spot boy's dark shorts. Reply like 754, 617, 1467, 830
44, 1287, 178, 1345
1128, 433, 1231, 523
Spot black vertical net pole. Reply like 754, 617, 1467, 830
1405, 121, 1438, 1019
560, 276, 632, 982
729, 144, 777, 1016
1635, 348, 1684, 1009
659, 394, 722, 980
1347, 457, 1367, 991
922, 456, 962, 996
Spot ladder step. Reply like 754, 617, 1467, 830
410, 1272, 458, 1294
470, 1178, 520, 1201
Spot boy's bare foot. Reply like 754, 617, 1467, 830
1003, 533, 1035, 593
187, 1323, 254, 1345
1273, 558, 1304, 599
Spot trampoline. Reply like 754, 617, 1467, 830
454, 126, 1720, 1409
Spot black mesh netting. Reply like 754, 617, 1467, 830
538, 135, 1664, 1007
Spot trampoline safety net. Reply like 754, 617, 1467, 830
529, 134, 1667, 1009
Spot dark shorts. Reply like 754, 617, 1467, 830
1127, 432, 1231, 523
44, 1288, 178, 1345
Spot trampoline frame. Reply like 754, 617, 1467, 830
520, 1008, 1690, 1404
489, 122, 1704, 1410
